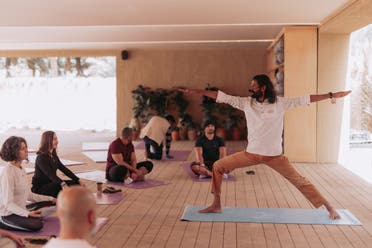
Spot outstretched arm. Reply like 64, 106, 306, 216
179, 88, 218, 99
310, 90, 351, 103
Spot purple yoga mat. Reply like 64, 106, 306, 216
122, 178, 170, 189
134, 141, 145, 149
94, 192, 125, 205
134, 141, 190, 161
76, 170, 170, 189
164, 150, 190, 161
13, 217, 108, 236
180, 162, 236, 182
227, 149, 242, 155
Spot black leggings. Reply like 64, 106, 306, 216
106, 161, 154, 182
0, 214, 43, 232
32, 180, 79, 198
143, 136, 163, 160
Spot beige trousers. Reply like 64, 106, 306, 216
212, 151, 327, 208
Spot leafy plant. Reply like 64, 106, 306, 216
201, 84, 219, 125
173, 91, 189, 117
218, 104, 243, 130
131, 85, 153, 124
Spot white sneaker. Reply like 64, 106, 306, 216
223, 173, 229, 179
124, 177, 133, 185
199, 174, 208, 179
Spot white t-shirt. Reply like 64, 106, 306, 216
216, 90, 310, 156
0, 165, 54, 217
139, 116, 170, 146
43, 238, 96, 248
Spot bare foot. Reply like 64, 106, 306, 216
198, 205, 221, 213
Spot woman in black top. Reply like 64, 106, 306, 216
31, 131, 81, 197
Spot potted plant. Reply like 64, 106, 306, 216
172, 91, 189, 140
132, 85, 152, 127
201, 85, 227, 139
128, 118, 141, 140
179, 113, 199, 141
221, 106, 244, 140
148, 88, 172, 117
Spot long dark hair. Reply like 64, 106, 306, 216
0, 136, 27, 162
252, 74, 277, 103
37, 131, 57, 156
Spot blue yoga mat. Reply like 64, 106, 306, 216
181, 206, 362, 225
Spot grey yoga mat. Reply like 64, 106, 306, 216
181, 206, 362, 225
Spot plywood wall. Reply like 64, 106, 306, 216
116, 48, 266, 135
317, 34, 350, 163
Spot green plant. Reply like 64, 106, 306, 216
220, 106, 243, 130
201, 84, 219, 124
132, 85, 176, 125
173, 91, 189, 118
148, 88, 173, 117
179, 113, 199, 130
132, 85, 152, 124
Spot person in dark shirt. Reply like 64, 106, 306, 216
190, 120, 226, 178
106, 127, 153, 183
31, 131, 81, 198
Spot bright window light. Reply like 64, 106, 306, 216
0, 56, 116, 132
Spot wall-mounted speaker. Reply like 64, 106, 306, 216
121, 50, 129, 60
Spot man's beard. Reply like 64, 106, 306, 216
249, 90, 263, 101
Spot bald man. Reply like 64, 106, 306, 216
43, 186, 96, 248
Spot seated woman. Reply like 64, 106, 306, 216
31, 131, 81, 198
0, 136, 55, 232
106, 127, 153, 183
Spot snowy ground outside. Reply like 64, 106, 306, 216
0, 77, 116, 132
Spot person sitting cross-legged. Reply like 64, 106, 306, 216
106, 127, 153, 184
0, 136, 55, 232
190, 120, 227, 179
32, 131, 81, 198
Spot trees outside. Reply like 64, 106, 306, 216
349, 24, 372, 144
0, 57, 115, 78
0, 56, 116, 132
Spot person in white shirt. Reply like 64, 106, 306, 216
0, 136, 55, 232
140, 115, 176, 160
181, 74, 351, 219
43, 186, 96, 248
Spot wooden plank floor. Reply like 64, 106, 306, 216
4, 131, 371, 248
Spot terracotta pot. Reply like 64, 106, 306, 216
129, 117, 141, 134
216, 127, 227, 140
171, 130, 180, 141
179, 126, 187, 140
231, 127, 242, 140
187, 129, 197, 141
132, 130, 139, 140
